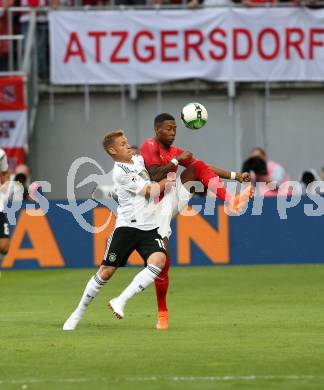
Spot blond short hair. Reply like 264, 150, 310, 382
102, 130, 124, 153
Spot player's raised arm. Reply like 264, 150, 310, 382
208, 166, 251, 183
141, 138, 177, 182
145, 164, 176, 183
147, 150, 193, 182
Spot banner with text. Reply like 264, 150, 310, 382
49, 8, 324, 85
1, 198, 324, 270
0, 76, 26, 170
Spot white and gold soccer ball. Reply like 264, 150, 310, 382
181, 102, 208, 130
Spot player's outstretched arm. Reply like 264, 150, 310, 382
209, 166, 250, 183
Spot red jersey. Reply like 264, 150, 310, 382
140, 137, 196, 173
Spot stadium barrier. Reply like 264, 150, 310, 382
1, 196, 323, 270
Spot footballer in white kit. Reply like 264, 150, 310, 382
102, 153, 166, 268
0, 148, 10, 256
63, 130, 169, 330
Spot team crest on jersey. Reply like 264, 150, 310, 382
109, 253, 117, 262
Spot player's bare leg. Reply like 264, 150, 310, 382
109, 251, 166, 320
63, 265, 117, 330
154, 237, 170, 330
0, 238, 10, 256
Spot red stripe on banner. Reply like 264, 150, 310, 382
3, 147, 25, 172
0, 76, 26, 111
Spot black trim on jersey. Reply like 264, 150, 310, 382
118, 164, 131, 174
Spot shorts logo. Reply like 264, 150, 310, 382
109, 253, 117, 262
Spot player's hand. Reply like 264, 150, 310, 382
167, 172, 177, 182
235, 172, 250, 183
176, 151, 193, 163
162, 174, 176, 194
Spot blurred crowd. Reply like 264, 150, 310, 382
242, 147, 324, 196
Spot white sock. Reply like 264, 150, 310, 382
117, 264, 162, 307
74, 273, 107, 318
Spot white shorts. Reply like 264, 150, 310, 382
157, 177, 194, 239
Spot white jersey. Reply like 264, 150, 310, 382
0, 149, 8, 175
0, 148, 8, 213
113, 154, 158, 231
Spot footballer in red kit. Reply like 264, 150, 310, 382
141, 137, 197, 171
141, 113, 253, 330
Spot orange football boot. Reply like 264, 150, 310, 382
156, 311, 169, 330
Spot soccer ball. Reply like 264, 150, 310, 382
181, 102, 208, 130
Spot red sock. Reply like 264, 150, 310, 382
154, 257, 170, 313
193, 160, 230, 202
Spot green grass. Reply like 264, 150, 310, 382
1, 265, 324, 390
